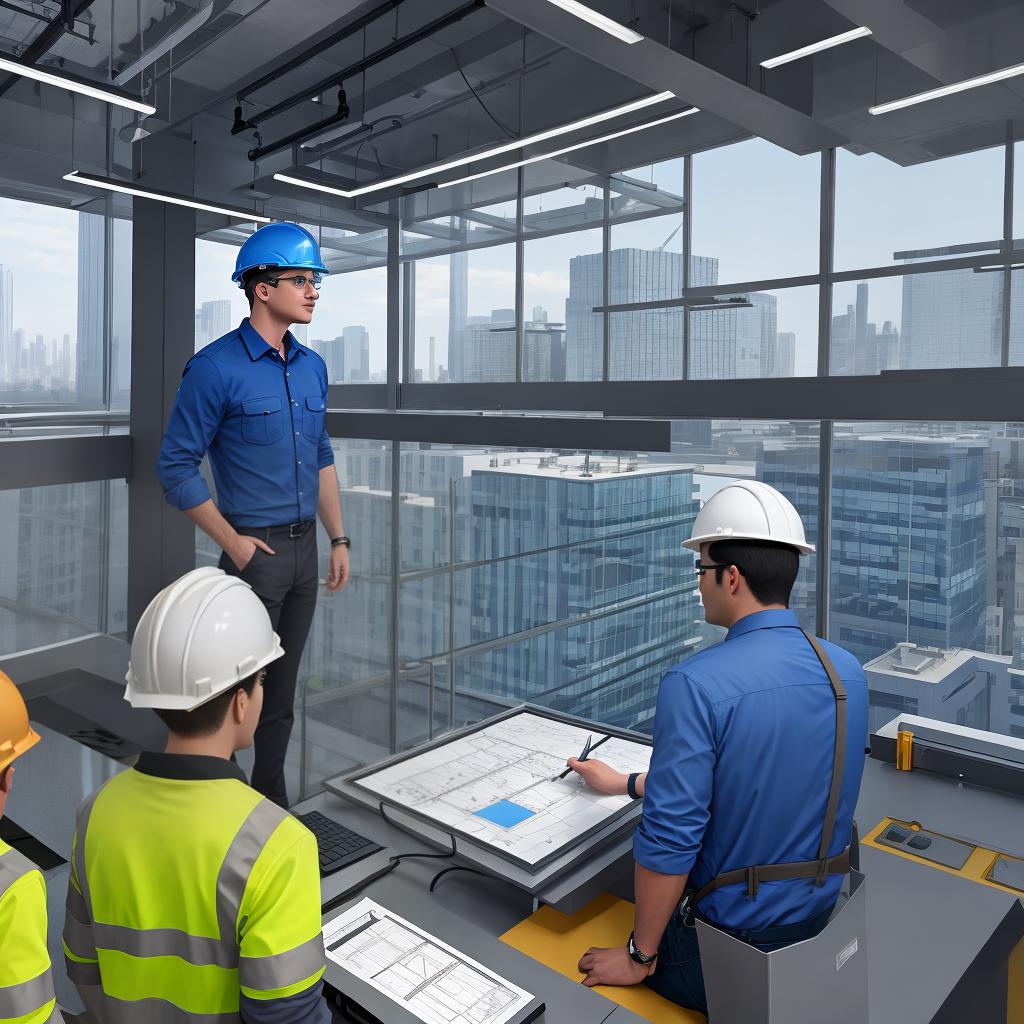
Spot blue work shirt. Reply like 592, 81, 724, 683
156, 319, 334, 527
633, 609, 868, 931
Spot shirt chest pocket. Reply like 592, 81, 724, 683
302, 395, 326, 441
240, 396, 284, 444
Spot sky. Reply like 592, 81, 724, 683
2, 137, 1015, 383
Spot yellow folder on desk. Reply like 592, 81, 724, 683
501, 892, 705, 1023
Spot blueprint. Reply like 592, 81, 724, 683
323, 898, 533, 1024
353, 711, 652, 868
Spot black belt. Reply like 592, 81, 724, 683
237, 520, 314, 539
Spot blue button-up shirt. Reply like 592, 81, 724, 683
633, 609, 868, 931
156, 319, 334, 527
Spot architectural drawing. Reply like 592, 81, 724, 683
323, 898, 533, 1024
353, 711, 652, 868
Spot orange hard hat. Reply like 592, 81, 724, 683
0, 671, 40, 774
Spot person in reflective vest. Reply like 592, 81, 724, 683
62, 568, 330, 1023
0, 670, 63, 1024
569, 482, 869, 1015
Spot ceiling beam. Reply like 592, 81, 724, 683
484, 0, 846, 155
0, 0, 97, 98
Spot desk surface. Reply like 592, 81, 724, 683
297, 790, 650, 1024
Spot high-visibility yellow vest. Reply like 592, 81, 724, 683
0, 839, 62, 1024
61, 755, 325, 1022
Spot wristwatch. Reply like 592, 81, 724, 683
627, 932, 658, 969
330, 536, 351, 548
626, 772, 642, 800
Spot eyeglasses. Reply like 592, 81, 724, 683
255, 669, 268, 686
266, 273, 322, 290
694, 561, 744, 580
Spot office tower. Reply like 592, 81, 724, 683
76, 212, 105, 405
195, 299, 232, 350
311, 336, 344, 383
772, 332, 797, 377
690, 291, 777, 380
831, 282, 899, 375
428, 336, 436, 382
448, 246, 468, 382
898, 246, 1002, 369
0, 266, 11, 385
455, 310, 566, 383
829, 431, 987, 663
341, 325, 370, 381
523, 309, 565, 382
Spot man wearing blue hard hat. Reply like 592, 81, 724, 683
156, 222, 351, 808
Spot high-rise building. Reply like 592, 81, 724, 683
0, 266, 12, 385
341, 325, 370, 381
76, 212, 105, 405
829, 431, 987, 663
195, 299, 232, 350
772, 332, 797, 377
448, 248, 468, 382
831, 282, 899, 375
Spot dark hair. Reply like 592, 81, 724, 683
242, 268, 277, 309
155, 671, 260, 739
707, 539, 800, 607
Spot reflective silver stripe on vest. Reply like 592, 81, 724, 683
72, 787, 103, 913
43, 1002, 65, 1024
89, 922, 236, 968
0, 844, 36, 895
238, 933, 325, 991
82, 993, 240, 1024
214, 799, 289, 950
63, 904, 97, 961
0, 969, 55, 1018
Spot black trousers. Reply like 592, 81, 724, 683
219, 525, 318, 808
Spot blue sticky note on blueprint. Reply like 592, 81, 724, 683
473, 800, 535, 828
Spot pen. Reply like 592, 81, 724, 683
556, 734, 592, 781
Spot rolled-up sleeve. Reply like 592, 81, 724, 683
156, 355, 226, 511
316, 369, 334, 471
633, 669, 718, 875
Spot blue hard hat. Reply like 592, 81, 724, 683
231, 222, 329, 285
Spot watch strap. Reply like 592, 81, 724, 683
626, 772, 641, 800
330, 536, 351, 548
627, 931, 657, 965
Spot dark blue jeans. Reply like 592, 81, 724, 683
644, 905, 835, 1016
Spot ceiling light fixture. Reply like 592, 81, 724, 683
274, 91, 675, 199
439, 107, 699, 189
300, 120, 372, 150
870, 59, 1024, 115
760, 26, 871, 69
63, 171, 272, 223
541, 0, 644, 44
0, 55, 155, 115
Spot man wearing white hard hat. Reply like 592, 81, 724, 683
61, 568, 330, 1024
570, 481, 868, 1015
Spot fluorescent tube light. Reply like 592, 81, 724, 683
760, 26, 871, 69
300, 121, 372, 150
0, 55, 155, 115
274, 91, 674, 199
870, 59, 1024, 115
439, 107, 699, 189
542, 0, 644, 44
63, 171, 272, 223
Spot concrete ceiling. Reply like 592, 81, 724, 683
0, 0, 1022, 229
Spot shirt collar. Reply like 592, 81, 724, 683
134, 751, 248, 784
238, 318, 307, 363
725, 608, 802, 641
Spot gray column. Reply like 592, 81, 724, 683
127, 197, 197, 631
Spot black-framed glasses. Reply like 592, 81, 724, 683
694, 561, 744, 580
266, 273, 322, 290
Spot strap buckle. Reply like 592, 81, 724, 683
288, 521, 308, 538
679, 891, 696, 928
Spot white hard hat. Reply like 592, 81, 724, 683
683, 480, 815, 555
126, 567, 284, 711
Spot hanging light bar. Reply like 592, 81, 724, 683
760, 27, 872, 69
274, 90, 675, 199
440, 107, 699, 189
870, 59, 1024, 115
0, 55, 155, 115
63, 171, 272, 223
541, 0, 644, 44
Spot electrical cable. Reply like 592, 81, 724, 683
449, 46, 517, 138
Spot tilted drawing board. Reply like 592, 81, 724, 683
325, 705, 652, 880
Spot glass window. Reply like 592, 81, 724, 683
688, 285, 818, 379
609, 157, 685, 222
835, 148, 1004, 272
0, 196, 112, 409
109, 217, 132, 411
831, 269, 1003, 374
524, 228, 602, 381
1008, 269, 1024, 365
523, 170, 604, 234
692, 138, 819, 283
1014, 141, 1024, 244
309, 267, 387, 383
411, 244, 516, 383
0, 479, 128, 653
195, 239, 249, 352
828, 422, 1024, 739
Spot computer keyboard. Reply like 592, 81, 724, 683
296, 810, 382, 876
